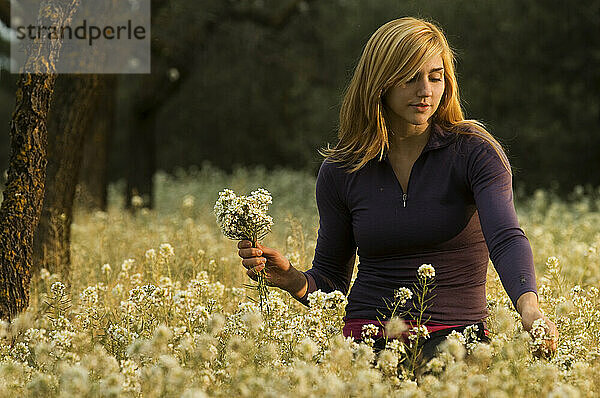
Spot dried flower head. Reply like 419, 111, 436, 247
385, 317, 408, 338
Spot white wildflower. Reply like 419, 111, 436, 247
50, 281, 66, 297
213, 188, 273, 242
40, 268, 51, 280
545, 256, 560, 270
79, 286, 99, 306
463, 324, 480, 353
121, 258, 135, 273
394, 287, 413, 305
361, 323, 380, 339
385, 338, 406, 355
145, 249, 157, 261
159, 243, 175, 259
101, 263, 112, 274
530, 317, 554, 356
417, 264, 435, 279
241, 311, 264, 332
408, 325, 429, 344
131, 195, 144, 207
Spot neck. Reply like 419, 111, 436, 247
387, 123, 433, 158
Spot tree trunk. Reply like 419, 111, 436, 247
0, 0, 82, 321
78, 75, 117, 211
32, 74, 100, 282
126, 106, 157, 210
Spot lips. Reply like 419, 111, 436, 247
411, 103, 430, 113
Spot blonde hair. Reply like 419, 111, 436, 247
319, 17, 511, 175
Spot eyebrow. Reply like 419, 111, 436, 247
411, 67, 444, 77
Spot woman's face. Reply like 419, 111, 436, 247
382, 54, 445, 131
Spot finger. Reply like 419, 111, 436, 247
241, 257, 266, 269
255, 242, 273, 256
238, 247, 263, 259
237, 240, 252, 249
246, 264, 265, 278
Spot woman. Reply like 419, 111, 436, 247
237, 17, 558, 359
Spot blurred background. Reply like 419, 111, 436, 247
1, 0, 599, 205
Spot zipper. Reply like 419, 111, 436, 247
402, 162, 414, 207
395, 156, 417, 208
386, 125, 455, 208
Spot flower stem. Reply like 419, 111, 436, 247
252, 239, 271, 318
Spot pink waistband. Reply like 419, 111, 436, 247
343, 318, 478, 341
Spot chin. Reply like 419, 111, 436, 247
407, 118, 430, 127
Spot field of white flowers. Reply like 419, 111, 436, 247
1, 163, 599, 397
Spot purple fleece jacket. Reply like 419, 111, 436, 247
296, 123, 537, 324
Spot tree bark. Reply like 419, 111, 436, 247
78, 75, 117, 211
32, 74, 100, 282
0, 0, 82, 321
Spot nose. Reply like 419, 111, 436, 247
416, 78, 433, 98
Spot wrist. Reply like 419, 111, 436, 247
284, 261, 308, 299
516, 291, 539, 315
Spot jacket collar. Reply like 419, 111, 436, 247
382, 123, 457, 162
425, 123, 458, 151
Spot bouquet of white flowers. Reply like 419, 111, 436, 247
214, 188, 274, 314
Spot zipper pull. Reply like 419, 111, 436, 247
402, 193, 407, 207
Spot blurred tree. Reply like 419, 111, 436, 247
32, 74, 100, 282
78, 75, 117, 211
32, 0, 119, 282
405, 0, 600, 193
0, 0, 81, 321
126, 0, 317, 209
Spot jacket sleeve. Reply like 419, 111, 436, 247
294, 160, 357, 307
467, 140, 537, 309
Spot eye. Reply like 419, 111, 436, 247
407, 74, 443, 83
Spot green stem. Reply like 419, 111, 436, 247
408, 277, 430, 376
251, 238, 271, 320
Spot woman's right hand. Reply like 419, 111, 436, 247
237, 240, 308, 298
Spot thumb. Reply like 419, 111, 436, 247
255, 242, 274, 258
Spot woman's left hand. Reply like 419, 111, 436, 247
521, 309, 558, 356
517, 292, 558, 357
